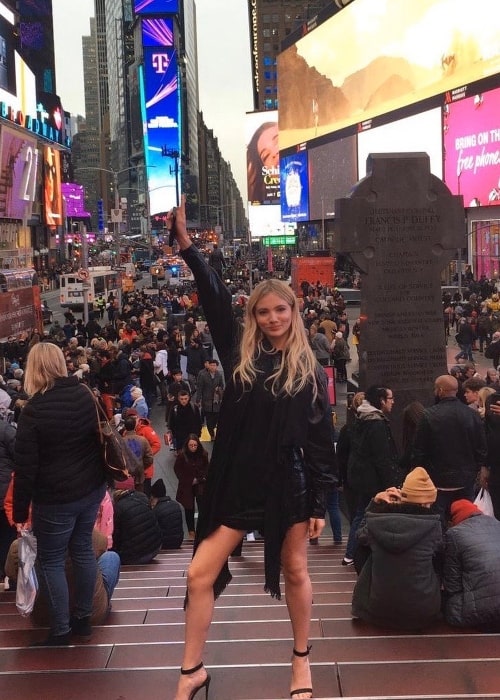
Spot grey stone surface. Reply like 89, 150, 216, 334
334, 152, 464, 445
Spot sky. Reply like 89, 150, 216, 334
51, 0, 253, 198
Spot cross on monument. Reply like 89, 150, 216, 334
335, 153, 464, 444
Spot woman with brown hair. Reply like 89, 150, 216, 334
169, 197, 336, 700
174, 434, 209, 540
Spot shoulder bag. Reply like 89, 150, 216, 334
84, 385, 140, 482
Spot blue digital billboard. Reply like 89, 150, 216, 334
280, 151, 309, 222
141, 17, 180, 216
134, 0, 178, 15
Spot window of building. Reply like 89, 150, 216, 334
263, 14, 270, 22
263, 42, 271, 51
263, 55, 274, 66
272, 14, 279, 22
263, 28, 271, 37
272, 28, 279, 36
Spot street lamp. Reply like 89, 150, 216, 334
161, 148, 180, 206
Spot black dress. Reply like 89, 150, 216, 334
180, 245, 337, 598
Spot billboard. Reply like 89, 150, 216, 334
248, 203, 283, 238
43, 145, 63, 227
61, 183, 92, 219
141, 17, 180, 216
278, 0, 500, 151
0, 125, 38, 220
308, 134, 357, 220
134, 0, 178, 15
443, 86, 500, 207
358, 107, 443, 179
246, 110, 280, 205
280, 151, 309, 222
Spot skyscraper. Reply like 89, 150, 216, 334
247, 0, 333, 111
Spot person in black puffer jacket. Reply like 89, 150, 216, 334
150, 479, 184, 549
112, 489, 162, 564
13, 342, 106, 646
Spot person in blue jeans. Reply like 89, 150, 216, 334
13, 343, 107, 646
326, 487, 343, 543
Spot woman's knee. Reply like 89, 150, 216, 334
185, 559, 215, 594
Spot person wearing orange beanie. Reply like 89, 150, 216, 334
351, 467, 443, 630
443, 498, 500, 629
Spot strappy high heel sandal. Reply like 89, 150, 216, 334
180, 661, 211, 700
290, 645, 313, 698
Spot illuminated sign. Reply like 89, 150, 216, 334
278, 0, 500, 151
444, 86, 500, 207
246, 110, 280, 205
262, 235, 297, 246
0, 125, 38, 220
61, 183, 92, 218
141, 17, 180, 216
43, 145, 62, 227
248, 0, 259, 105
280, 151, 309, 222
0, 100, 68, 145
134, 0, 178, 15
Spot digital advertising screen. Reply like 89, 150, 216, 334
0, 5, 17, 98
308, 134, 357, 220
247, 203, 283, 238
141, 17, 180, 216
43, 145, 63, 227
61, 183, 92, 219
0, 125, 38, 220
133, 0, 178, 16
443, 86, 500, 207
246, 110, 280, 205
278, 0, 500, 151
280, 151, 309, 222
357, 107, 443, 179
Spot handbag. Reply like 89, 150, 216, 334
16, 529, 38, 617
473, 487, 495, 517
84, 385, 141, 482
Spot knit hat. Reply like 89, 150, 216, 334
400, 467, 437, 504
150, 479, 166, 498
450, 499, 482, 526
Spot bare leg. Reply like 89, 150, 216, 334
281, 521, 313, 699
173, 525, 245, 700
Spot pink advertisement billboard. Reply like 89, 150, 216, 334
443, 86, 500, 207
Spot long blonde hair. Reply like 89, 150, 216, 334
233, 279, 318, 397
23, 342, 68, 396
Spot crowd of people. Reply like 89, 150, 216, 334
1, 201, 500, 698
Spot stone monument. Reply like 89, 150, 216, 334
335, 153, 464, 444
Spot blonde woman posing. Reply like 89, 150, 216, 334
169, 197, 337, 700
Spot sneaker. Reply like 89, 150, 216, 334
309, 537, 319, 545
341, 557, 354, 566
246, 532, 256, 542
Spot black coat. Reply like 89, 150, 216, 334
181, 244, 337, 599
411, 397, 487, 489
13, 376, 105, 523
347, 407, 402, 497
152, 496, 184, 549
112, 490, 162, 564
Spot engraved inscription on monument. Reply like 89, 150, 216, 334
335, 153, 464, 437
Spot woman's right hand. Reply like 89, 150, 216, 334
166, 194, 191, 250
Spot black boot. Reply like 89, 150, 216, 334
31, 632, 71, 647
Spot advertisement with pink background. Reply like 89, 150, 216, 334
444, 87, 500, 207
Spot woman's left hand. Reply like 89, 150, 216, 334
308, 517, 325, 540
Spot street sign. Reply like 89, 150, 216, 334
77, 268, 90, 281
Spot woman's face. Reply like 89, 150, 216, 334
254, 292, 293, 349
187, 439, 198, 452
257, 124, 279, 168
